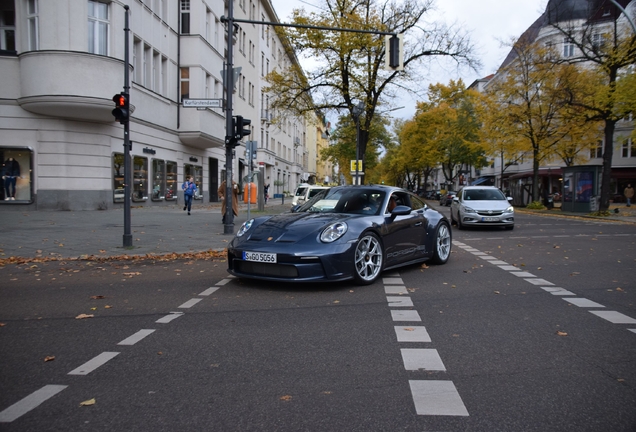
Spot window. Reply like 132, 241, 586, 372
152, 159, 166, 201
180, 67, 189, 101
166, 161, 177, 200
132, 156, 149, 201
153, 50, 160, 91
113, 153, 126, 202
27, 0, 38, 51
88, 0, 108, 55
133, 38, 141, 82
161, 56, 168, 95
621, 138, 636, 158
180, 0, 190, 34
1, 6, 16, 52
563, 37, 574, 57
1, 148, 33, 203
144, 44, 151, 87
590, 140, 603, 159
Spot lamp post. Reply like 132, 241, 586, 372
352, 101, 364, 185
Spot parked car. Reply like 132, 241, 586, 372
450, 186, 514, 230
227, 185, 452, 285
440, 191, 456, 206
426, 190, 441, 200
291, 185, 330, 207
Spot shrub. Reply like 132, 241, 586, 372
525, 201, 545, 210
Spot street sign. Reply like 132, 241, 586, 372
182, 99, 223, 108
350, 160, 363, 172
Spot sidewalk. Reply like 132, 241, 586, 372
1, 198, 634, 263
0, 198, 292, 262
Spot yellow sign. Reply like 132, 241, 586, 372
350, 160, 363, 172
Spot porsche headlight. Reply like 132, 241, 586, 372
504, 206, 514, 214
237, 219, 254, 237
462, 206, 476, 213
320, 222, 348, 243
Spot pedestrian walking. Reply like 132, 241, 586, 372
218, 179, 239, 223
624, 183, 634, 207
182, 176, 197, 215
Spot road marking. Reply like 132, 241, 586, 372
524, 278, 554, 286
383, 277, 404, 285
541, 287, 576, 296
0, 385, 68, 423
562, 298, 605, 308
385, 285, 408, 294
498, 265, 520, 271
510, 271, 537, 278
156, 312, 184, 323
68, 352, 120, 375
117, 329, 156, 346
394, 326, 431, 342
409, 381, 469, 416
629, 329, 636, 334
488, 260, 509, 265
387, 296, 414, 307
199, 287, 220, 296
479, 256, 498, 260
215, 279, 232, 286
178, 298, 203, 308
589, 311, 636, 324
401, 348, 446, 371
391, 310, 421, 322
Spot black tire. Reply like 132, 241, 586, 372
353, 232, 384, 285
431, 222, 452, 265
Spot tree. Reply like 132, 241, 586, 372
546, 0, 636, 210
265, 0, 477, 182
486, 42, 595, 202
400, 80, 484, 188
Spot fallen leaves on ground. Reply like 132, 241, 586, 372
79, 398, 96, 407
279, 395, 292, 401
75, 314, 94, 320
44, 356, 55, 362
556, 331, 568, 336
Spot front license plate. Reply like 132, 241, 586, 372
482, 217, 498, 222
243, 251, 277, 263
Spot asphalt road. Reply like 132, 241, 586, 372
0, 210, 635, 431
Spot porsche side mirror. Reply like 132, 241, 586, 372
391, 205, 411, 217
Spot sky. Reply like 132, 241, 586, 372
268, 0, 550, 119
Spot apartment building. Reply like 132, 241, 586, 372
0, 0, 312, 210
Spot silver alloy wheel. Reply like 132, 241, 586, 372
354, 233, 383, 284
434, 223, 451, 263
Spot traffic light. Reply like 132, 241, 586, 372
233, 115, 251, 140
386, 34, 403, 70
112, 92, 129, 124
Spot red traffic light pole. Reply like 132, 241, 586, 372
119, 5, 132, 247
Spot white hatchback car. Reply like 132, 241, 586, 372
291, 185, 330, 207
450, 186, 514, 230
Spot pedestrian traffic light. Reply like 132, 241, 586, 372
233, 115, 251, 140
112, 92, 129, 124
386, 34, 403, 70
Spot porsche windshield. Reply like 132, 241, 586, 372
297, 188, 386, 215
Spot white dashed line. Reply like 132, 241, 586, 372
156, 312, 184, 323
541, 287, 576, 296
385, 285, 408, 294
394, 326, 432, 342
523, 278, 554, 286
383, 277, 404, 285
391, 310, 422, 322
387, 296, 414, 307
589, 311, 636, 324
199, 287, 220, 296
401, 348, 446, 371
68, 352, 120, 375
178, 298, 203, 308
215, 279, 233, 286
0, 385, 68, 423
510, 271, 537, 278
562, 298, 605, 308
409, 381, 469, 416
117, 329, 156, 346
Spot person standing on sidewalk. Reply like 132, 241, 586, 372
182, 176, 197, 215
218, 179, 239, 223
624, 184, 634, 207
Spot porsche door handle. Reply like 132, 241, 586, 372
414, 222, 422, 226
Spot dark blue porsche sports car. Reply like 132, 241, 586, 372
227, 185, 452, 285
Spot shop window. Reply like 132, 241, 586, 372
152, 159, 165, 201
132, 156, 148, 202
165, 161, 177, 200
184, 163, 203, 199
113, 152, 126, 203
1, 148, 33, 203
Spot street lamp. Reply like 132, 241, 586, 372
352, 101, 364, 185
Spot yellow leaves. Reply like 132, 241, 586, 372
75, 314, 94, 320
279, 395, 292, 402
79, 398, 96, 407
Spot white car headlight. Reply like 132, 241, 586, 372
504, 206, 514, 213
320, 222, 348, 243
462, 206, 476, 213
237, 219, 254, 237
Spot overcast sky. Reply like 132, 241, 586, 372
268, 0, 549, 119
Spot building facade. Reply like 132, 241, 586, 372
0, 0, 314, 211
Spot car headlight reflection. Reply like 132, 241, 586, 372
237, 219, 254, 237
320, 222, 348, 243
504, 206, 514, 213
462, 206, 476, 213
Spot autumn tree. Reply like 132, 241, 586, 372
546, 0, 636, 210
265, 0, 477, 182
400, 79, 484, 188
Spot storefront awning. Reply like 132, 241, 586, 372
507, 168, 563, 180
